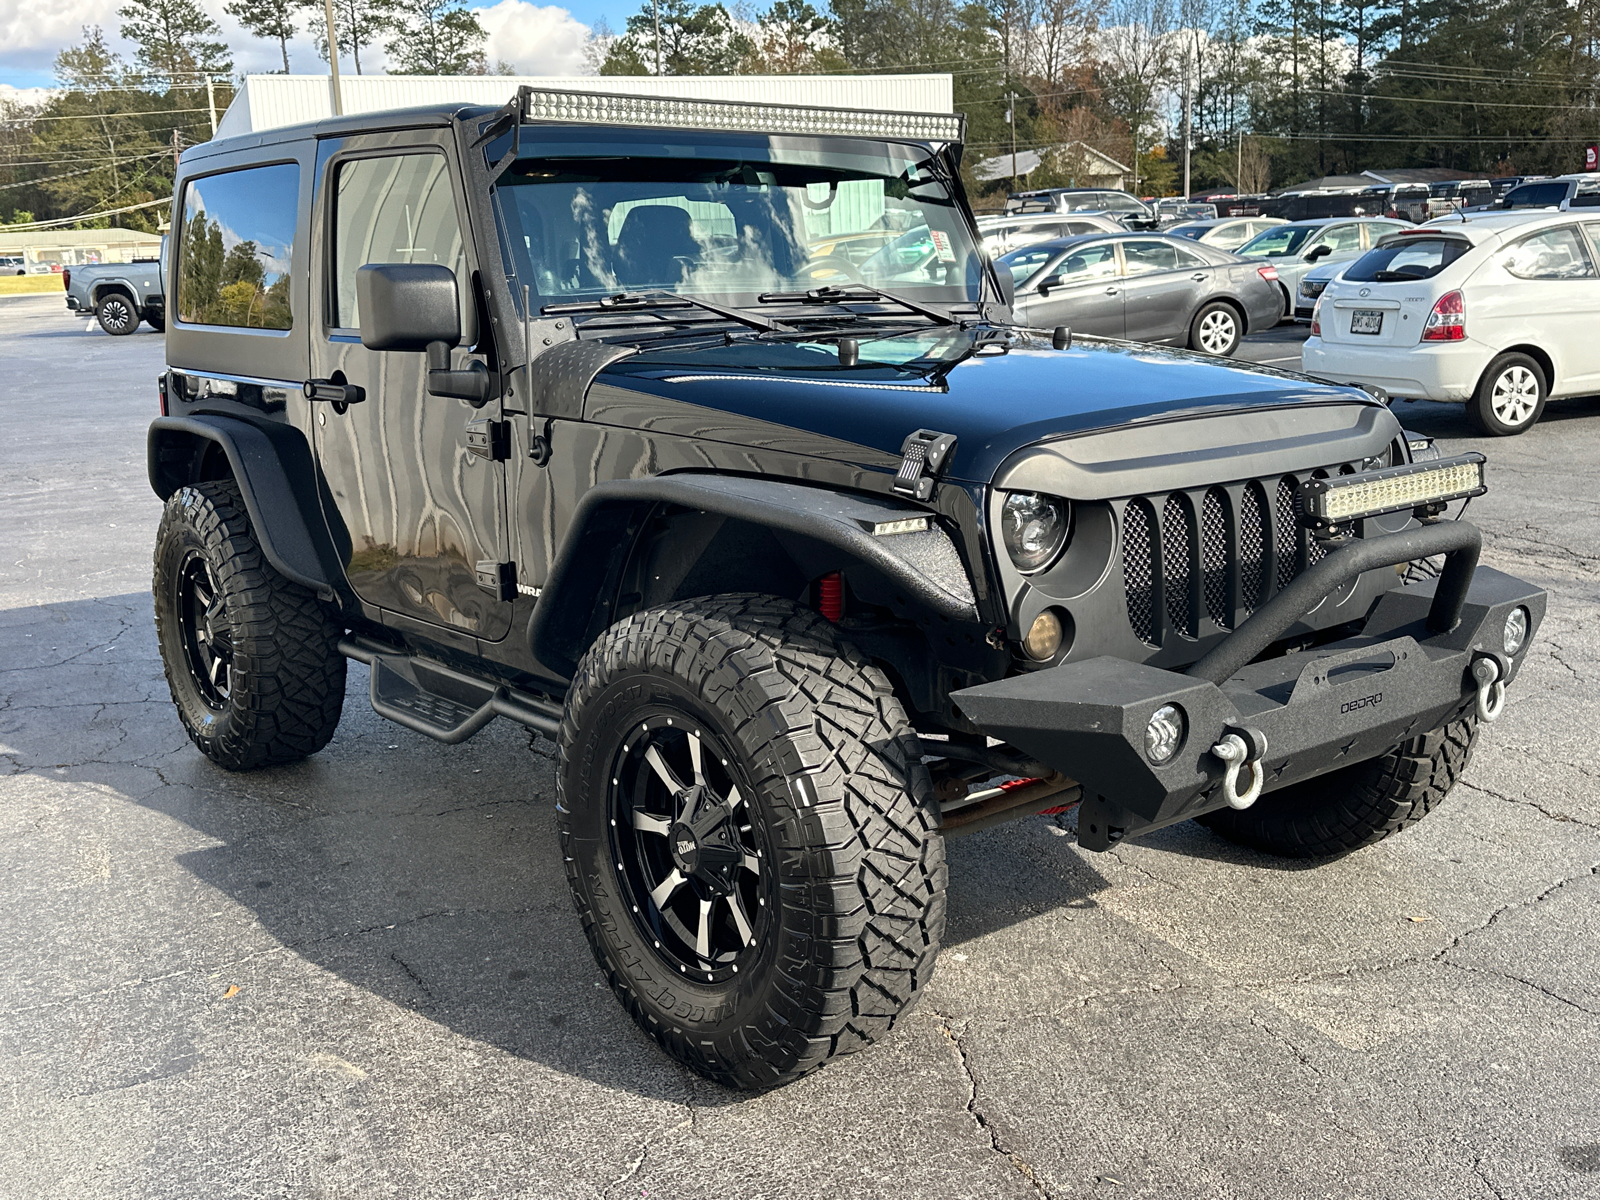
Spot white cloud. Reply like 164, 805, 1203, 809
475, 1, 592, 75
0, 84, 59, 109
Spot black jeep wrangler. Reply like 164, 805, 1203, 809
148, 88, 1545, 1090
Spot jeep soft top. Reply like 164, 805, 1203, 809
147, 88, 1545, 1090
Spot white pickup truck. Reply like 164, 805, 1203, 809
63, 236, 166, 335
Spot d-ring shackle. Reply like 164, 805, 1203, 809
1211, 732, 1267, 810
1471, 656, 1506, 723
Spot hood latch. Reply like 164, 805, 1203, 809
893, 429, 957, 501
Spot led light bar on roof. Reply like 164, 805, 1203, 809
518, 87, 965, 144
1298, 452, 1487, 529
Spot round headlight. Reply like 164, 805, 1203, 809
1001, 491, 1070, 573
1145, 704, 1185, 765
1503, 606, 1529, 656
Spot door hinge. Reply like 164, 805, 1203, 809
475, 560, 517, 602
466, 418, 511, 462
892, 429, 957, 501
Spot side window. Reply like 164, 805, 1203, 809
1003, 245, 1059, 284
1502, 225, 1596, 279
1586, 224, 1600, 260
1051, 243, 1118, 282
1318, 224, 1362, 254
177, 163, 299, 329
1121, 240, 1180, 275
1210, 226, 1247, 249
333, 153, 466, 330
1172, 243, 1211, 269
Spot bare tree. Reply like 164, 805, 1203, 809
1096, 0, 1175, 192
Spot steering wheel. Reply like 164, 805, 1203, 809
800, 254, 867, 286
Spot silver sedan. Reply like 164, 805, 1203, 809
1000, 233, 1285, 357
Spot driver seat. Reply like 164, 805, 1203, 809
614, 205, 700, 288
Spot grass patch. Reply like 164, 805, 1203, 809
0, 275, 64, 295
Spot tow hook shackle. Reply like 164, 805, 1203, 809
1211, 725, 1269, 811
1471, 655, 1507, 723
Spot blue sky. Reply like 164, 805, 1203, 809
0, 0, 648, 94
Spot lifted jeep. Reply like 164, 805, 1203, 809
148, 88, 1545, 1090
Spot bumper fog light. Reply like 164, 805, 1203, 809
1145, 704, 1185, 765
1023, 610, 1063, 661
1503, 606, 1529, 656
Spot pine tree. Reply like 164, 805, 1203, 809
300, 0, 386, 74
377, 0, 488, 74
601, 0, 754, 75
118, 0, 233, 88
225, 0, 299, 72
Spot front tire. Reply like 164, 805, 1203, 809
96, 292, 139, 336
144, 310, 166, 333
1190, 301, 1243, 356
1197, 716, 1477, 858
154, 480, 346, 770
558, 595, 946, 1090
1468, 352, 1546, 435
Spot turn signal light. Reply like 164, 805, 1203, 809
1422, 290, 1465, 341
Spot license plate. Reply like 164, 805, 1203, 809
1350, 309, 1383, 335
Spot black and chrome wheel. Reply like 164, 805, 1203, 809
1190, 301, 1243, 356
559, 595, 945, 1090
96, 292, 139, 336
1468, 352, 1546, 435
154, 479, 346, 770
609, 715, 771, 984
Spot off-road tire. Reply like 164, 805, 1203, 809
1197, 716, 1477, 858
144, 310, 166, 333
1190, 301, 1243, 356
96, 291, 139, 336
153, 479, 345, 770
1467, 352, 1546, 436
558, 595, 946, 1090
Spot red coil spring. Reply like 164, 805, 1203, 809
817, 571, 844, 622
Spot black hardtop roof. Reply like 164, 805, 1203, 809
180, 101, 494, 168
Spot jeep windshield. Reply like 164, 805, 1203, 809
492, 129, 983, 322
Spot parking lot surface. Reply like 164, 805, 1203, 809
2, 294, 1597, 1199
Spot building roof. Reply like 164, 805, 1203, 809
973, 141, 1130, 183
1277, 167, 1478, 194
215, 73, 954, 139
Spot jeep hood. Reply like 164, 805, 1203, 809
592, 332, 1382, 483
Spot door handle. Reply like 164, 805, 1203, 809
303, 378, 365, 405
1105, 286, 1119, 295
1191, 272, 1208, 281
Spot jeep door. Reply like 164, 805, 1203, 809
307, 132, 513, 642
1013, 241, 1124, 336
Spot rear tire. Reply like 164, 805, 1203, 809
1468, 352, 1546, 435
153, 480, 346, 770
1190, 301, 1243, 356
1197, 716, 1477, 858
145, 310, 166, 333
96, 291, 139, 336
558, 595, 945, 1090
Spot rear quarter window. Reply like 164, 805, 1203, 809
1344, 237, 1471, 282
176, 163, 299, 329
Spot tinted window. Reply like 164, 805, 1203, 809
177, 163, 298, 329
1172, 243, 1211, 269
1313, 224, 1363, 254
1238, 225, 1313, 256
1121, 240, 1180, 274
334, 153, 466, 329
1502, 225, 1595, 279
1167, 222, 1208, 240
1504, 182, 1570, 208
1046, 242, 1118, 284
998, 245, 1059, 284
1346, 237, 1471, 282
1572, 180, 1600, 208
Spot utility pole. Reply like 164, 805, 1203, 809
1182, 57, 1192, 200
1006, 91, 1019, 190
653, 0, 663, 75
205, 76, 217, 137
324, 0, 345, 115
1237, 131, 1244, 193
171, 127, 181, 173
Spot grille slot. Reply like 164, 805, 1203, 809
1201, 488, 1230, 629
1161, 494, 1196, 639
1275, 475, 1300, 590
1122, 500, 1158, 645
1239, 482, 1268, 613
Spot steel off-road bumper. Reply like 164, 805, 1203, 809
953, 521, 1546, 851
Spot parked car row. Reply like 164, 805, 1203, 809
1301, 210, 1600, 434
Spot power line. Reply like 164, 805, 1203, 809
1, 196, 171, 230
0, 107, 218, 128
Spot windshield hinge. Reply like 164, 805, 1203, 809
892, 429, 957, 501
466, 417, 510, 462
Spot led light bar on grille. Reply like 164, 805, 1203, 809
518, 87, 965, 143
1298, 452, 1487, 529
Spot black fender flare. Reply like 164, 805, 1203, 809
148, 415, 346, 600
528, 474, 981, 678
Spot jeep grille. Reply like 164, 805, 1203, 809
1121, 465, 1358, 647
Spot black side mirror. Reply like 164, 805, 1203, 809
1036, 273, 1064, 295
355, 263, 491, 405
1305, 243, 1334, 261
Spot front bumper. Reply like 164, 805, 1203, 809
954, 521, 1546, 850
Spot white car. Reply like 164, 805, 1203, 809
1301, 211, 1600, 434
975, 212, 1121, 258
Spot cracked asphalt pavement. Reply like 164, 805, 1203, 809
3, 297, 1597, 1199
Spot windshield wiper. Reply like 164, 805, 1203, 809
756, 285, 961, 327
542, 290, 791, 333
